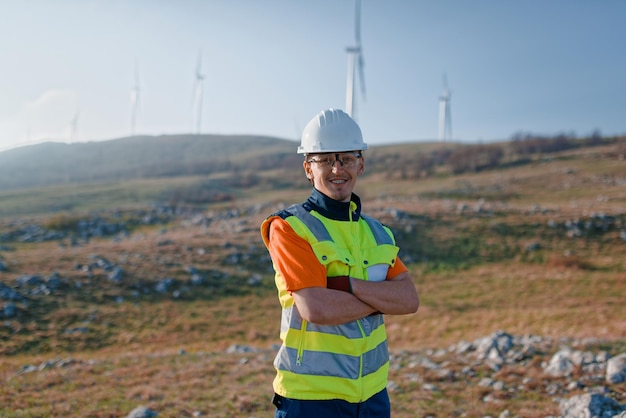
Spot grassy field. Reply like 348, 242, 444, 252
0, 141, 625, 416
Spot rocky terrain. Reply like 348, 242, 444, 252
1, 139, 625, 416
5, 330, 626, 417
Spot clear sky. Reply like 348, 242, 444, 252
1, 0, 625, 151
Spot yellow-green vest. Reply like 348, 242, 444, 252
262, 202, 400, 403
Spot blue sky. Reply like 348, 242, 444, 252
1, 0, 625, 151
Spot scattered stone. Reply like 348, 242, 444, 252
189, 274, 205, 286
15, 274, 43, 287
108, 267, 124, 283
607, 353, 626, 384
45, 272, 62, 290
226, 344, 257, 354
247, 273, 262, 286
2, 302, 17, 318
0, 283, 25, 301
127, 406, 158, 418
64, 327, 89, 335
559, 393, 625, 418
545, 349, 575, 377
155, 278, 175, 293
421, 383, 439, 391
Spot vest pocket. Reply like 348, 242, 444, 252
361, 244, 399, 281
310, 241, 355, 277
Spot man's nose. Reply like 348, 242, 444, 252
330, 154, 344, 169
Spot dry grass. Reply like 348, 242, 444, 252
1, 143, 625, 416
1, 239, 624, 416
387, 264, 625, 350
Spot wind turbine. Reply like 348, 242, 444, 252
69, 110, 79, 143
193, 50, 205, 134
345, 0, 366, 120
438, 73, 452, 142
130, 62, 140, 136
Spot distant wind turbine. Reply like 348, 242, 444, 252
69, 110, 79, 143
130, 62, 140, 136
193, 50, 205, 134
438, 73, 452, 142
345, 0, 366, 120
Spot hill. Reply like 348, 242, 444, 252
0, 134, 299, 191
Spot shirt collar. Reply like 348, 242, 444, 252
303, 188, 361, 221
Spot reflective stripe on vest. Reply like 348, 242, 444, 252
361, 214, 394, 246
275, 339, 388, 379
284, 204, 393, 246
280, 298, 386, 340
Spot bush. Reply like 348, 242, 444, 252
42, 213, 81, 231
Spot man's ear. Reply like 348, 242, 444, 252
357, 156, 365, 176
303, 160, 313, 179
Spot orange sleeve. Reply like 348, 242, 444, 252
387, 256, 408, 280
267, 217, 327, 291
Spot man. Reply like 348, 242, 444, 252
260, 108, 419, 417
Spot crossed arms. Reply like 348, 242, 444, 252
268, 218, 420, 326
294, 272, 419, 325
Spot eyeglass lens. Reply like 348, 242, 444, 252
310, 153, 360, 167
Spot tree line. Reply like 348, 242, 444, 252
373, 132, 625, 180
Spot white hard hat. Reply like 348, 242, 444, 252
297, 108, 368, 154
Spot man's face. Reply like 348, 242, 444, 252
303, 152, 364, 202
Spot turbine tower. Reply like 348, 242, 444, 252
345, 0, 366, 120
130, 62, 140, 136
69, 110, 79, 143
438, 73, 452, 142
193, 50, 205, 134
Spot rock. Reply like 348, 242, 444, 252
108, 267, 124, 283
607, 353, 626, 384
559, 393, 625, 418
474, 330, 513, 370
3, 302, 17, 318
189, 273, 205, 286
226, 344, 257, 354
127, 406, 158, 418
545, 349, 575, 377
247, 273, 262, 286
46, 272, 62, 290
155, 278, 175, 293
15, 274, 43, 287
474, 330, 514, 359
0, 283, 25, 301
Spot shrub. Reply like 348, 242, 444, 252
42, 213, 81, 231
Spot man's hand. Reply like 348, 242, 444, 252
326, 276, 352, 293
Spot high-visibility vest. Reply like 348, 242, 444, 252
261, 203, 400, 402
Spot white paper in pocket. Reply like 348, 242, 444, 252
366, 264, 389, 282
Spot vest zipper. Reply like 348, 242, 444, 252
296, 319, 307, 366
348, 201, 362, 277
350, 201, 367, 400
